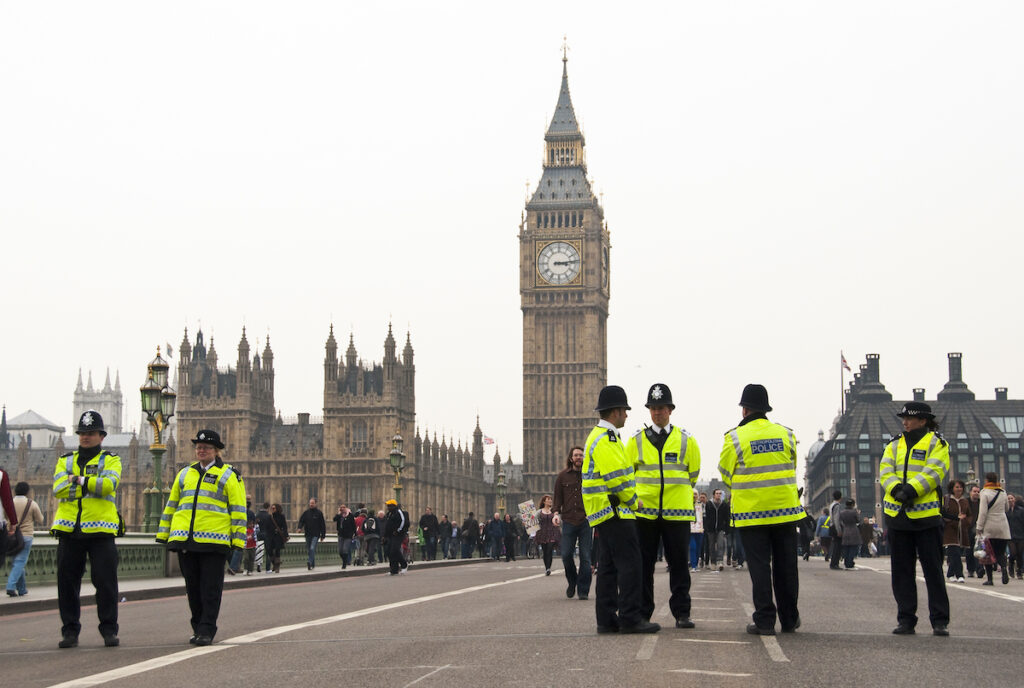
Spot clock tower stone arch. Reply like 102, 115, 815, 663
520, 53, 610, 497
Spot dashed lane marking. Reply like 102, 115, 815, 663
403, 664, 454, 687
46, 571, 549, 688
857, 564, 1024, 604
635, 635, 658, 660
675, 638, 751, 645
668, 669, 754, 677
742, 602, 789, 663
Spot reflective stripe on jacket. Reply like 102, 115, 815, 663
718, 418, 802, 527
156, 461, 246, 550
880, 432, 948, 520
582, 424, 638, 527
51, 450, 121, 536
625, 426, 700, 520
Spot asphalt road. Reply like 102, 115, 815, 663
3, 556, 1022, 688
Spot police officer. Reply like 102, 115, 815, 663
718, 384, 803, 636
625, 383, 700, 629
157, 429, 246, 646
584, 385, 660, 634
879, 401, 950, 636
52, 410, 122, 649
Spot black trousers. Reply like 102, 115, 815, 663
594, 519, 643, 628
888, 526, 949, 628
387, 535, 408, 574
57, 536, 119, 638
829, 535, 843, 568
178, 550, 228, 637
739, 524, 799, 630
636, 518, 691, 621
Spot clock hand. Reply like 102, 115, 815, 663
553, 260, 579, 266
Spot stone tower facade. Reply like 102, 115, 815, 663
72, 368, 124, 434
520, 54, 610, 497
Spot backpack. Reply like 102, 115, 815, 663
363, 517, 376, 535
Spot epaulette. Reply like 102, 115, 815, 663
723, 425, 739, 436
605, 429, 618, 443
778, 423, 794, 432
61, 452, 74, 458
632, 427, 646, 439
933, 431, 948, 447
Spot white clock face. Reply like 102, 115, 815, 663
537, 241, 581, 285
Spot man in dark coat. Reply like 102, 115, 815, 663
383, 500, 409, 575
333, 504, 357, 568
704, 490, 731, 571
419, 507, 440, 560
460, 512, 479, 559
297, 498, 327, 570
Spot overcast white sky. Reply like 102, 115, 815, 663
2, 3, 1022, 480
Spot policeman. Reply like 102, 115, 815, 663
625, 383, 700, 629
583, 385, 660, 634
157, 429, 246, 646
718, 384, 803, 636
51, 410, 122, 649
879, 401, 950, 636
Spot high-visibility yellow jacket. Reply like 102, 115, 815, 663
880, 432, 948, 521
583, 424, 639, 527
51, 450, 121, 536
625, 426, 700, 521
718, 418, 802, 528
157, 460, 246, 551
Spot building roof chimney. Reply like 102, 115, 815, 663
937, 352, 975, 402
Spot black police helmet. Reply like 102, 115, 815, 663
896, 401, 935, 421
595, 385, 631, 412
75, 410, 107, 436
738, 384, 772, 413
191, 429, 225, 450
645, 383, 675, 409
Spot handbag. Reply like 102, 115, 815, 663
975, 536, 995, 566
4, 500, 32, 558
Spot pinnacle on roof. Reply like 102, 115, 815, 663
545, 53, 582, 140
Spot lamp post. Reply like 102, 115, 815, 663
967, 466, 977, 487
389, 433, 405, 504
140, 347, 176, 532
496, 470, 507, 517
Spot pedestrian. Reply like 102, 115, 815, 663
460, 512, 479, 559
536, 495, 559, 575
383, 499, 409, 575
624, 383, 700, 629
584, 385, 659, 634
816, 508, 831, 560
503, 513, 518, 562
837, 499, 862, 569
297, 498, 326, 570
243, 505, 257, 575
965, 484, 981, 577
704, 489, 730, 572
438, 513, 453, 559
553, 446, 593, 600
1007, 494, 1024, 580
52, 410, 122, 649
718, 384, 803, 636
255, 502, 274, 573
689, 489, 705, 572
976, 472, 1010, 586
798, 507, 816, 561
5, 482, 45, 597
827, 490, 844, 570
942, 479, 970, 583
0, 466, 17, 555
227, 495, 254, 576
418, 507, 439, 560
269, 503, 289, 572
858, 517, 875, 558
880, 401, 950, 635
157, 429, 246, 646
485, 512, 504, 560
333, 504, 357, 568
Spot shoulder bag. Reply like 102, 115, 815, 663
4, 500, 32, 558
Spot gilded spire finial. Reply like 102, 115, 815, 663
562, 35, 568, 62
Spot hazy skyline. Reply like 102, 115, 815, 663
3, 3, 1022, 481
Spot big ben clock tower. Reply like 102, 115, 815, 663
520, 52, 610, 497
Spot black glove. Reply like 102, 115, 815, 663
608, 494, 620, 507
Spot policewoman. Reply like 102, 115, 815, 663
157, 430, 246, 646
51, 410, 122, 649
625, 383, 700, 629
718, 384, 803, 636
879, 401, 950, 636
583, 385, 660, 635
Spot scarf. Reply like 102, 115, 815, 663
984, 482, 1001, 490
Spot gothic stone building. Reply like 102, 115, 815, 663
805, 352, 1024, 523
172, 325, 502, 522
520, 54, 610, 497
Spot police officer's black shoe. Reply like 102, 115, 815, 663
746, 624, 775, 636
620, 620, 661, 634
892, 624, 915, 635
189, 635, 198, 645
58, 635, 78, 649
195, 635, 213, 646
596, 625, 619, 634
781, 616, 801, 633
675, 617, 695, 629
932, 625, 949, 636
103, 635, 119, 647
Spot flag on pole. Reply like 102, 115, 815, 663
483, 436, 495, 445
841, 352, 851, 372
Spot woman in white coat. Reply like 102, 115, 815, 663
976, 471, 1011, 585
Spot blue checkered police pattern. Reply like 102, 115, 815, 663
733, 506, 804, 521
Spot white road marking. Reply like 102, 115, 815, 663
669, 669, 753, 677
657, 606, 671, 619
404, 664, 453, 687
690, 618, 733, 623
858, 564, 1024, 604
697, 607, 738, 610
46, 572, 549, 688
760, 636, 790, 663
691, 597, 725, 601
675, 638, 751, 645
635, 635, 658, 660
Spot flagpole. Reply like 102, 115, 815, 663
840, 351, 844, 416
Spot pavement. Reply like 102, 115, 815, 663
3, 555, 1024, 688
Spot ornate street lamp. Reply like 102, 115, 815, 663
389, 433, 405, 504
967, 466, 977, 487
496, 470, 507, 517
140, 347, 176, 532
